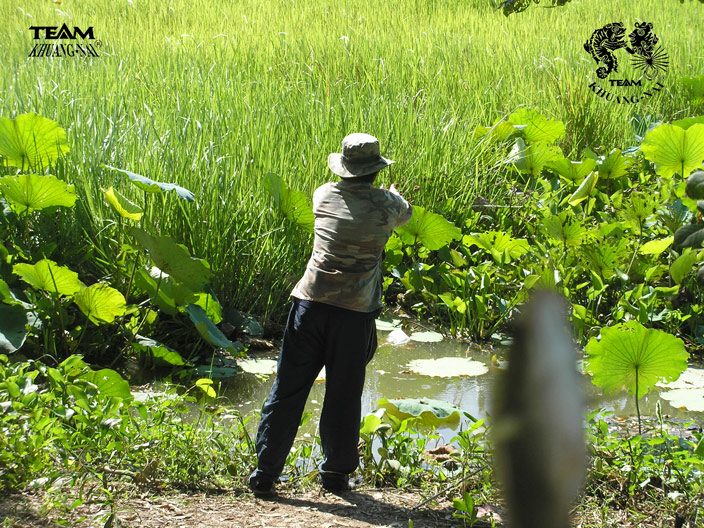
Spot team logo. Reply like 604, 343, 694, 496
583, 22, 669, 104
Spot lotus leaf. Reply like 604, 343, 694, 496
407, 357, 489, 378
640, 123, 704, 179
0, 304, 29, 353
74, 284, 127, 324
507, 108, 565, 144
79, 368, 132, 401
674, 224, 704, 250
409, 331, 443, 342
585, 321, 688, 399
13, 259, 82, 297
102, 186, 143, 221
103, 165, 195, 201
375, 318, 403, 332
185, 304, 241, 353
129, 228, 211, 290
686, 171, 704, 199
133, 336, 186, 366
0, 113, 69, 170
670, 250, 700, 284
0, 174, 76, 214
377, 397, 461, 429
237, 358, 278, 376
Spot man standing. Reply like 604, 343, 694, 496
249, 133, 413, 495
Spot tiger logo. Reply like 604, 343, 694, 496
583, 22, 629, 79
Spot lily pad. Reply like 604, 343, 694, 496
237, 358, 278, 376
409, 331, 443, 343
406, 357, 489, 378
660, 388, 704, 412
378, 397, 462, 429
375, 318, 403, 332
657, 367, 704, 390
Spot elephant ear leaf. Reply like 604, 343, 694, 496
0, 113, 69, 171
640, 123, 704, 179
395, 206, 461, 250
585, 321, 688, 399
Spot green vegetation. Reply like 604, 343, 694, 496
2, 0, 704, 525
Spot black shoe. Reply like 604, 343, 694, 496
249, 474, 276, 497
321, 472, 356, 493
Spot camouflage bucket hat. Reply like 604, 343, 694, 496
328, 133, 395, 179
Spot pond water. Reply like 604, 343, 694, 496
216, 326, 696, 441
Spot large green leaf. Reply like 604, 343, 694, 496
507, 138, 561, 177
184, 304, 241, 353
13, 259, 82, 297
542, 211, 586, 247
670, 250, 700, 284
0, 113, 69, 170
263, 173, 314, 232
395, 206, 461, 250
686, 171, 704, 199
102, 186, 143, 221
597, 149, 634, 179
639, 237, 673, 256
0, 304, 29, 353
79, 368, 132, 401
567, 172, 598, 206
103, 165, 195, 202
507, 109, 565, 145
674, 224, 704, 250
129, 228, 211, 290
133, 336, 186, 366
678, 76, 704, 105
74, 284, 127, 324
585, 321, 688, 399
0, 174, 76, 214
463, 231, 529, 263
640, 123, 704, 179
547, 157, 596, 183
473, 120, 517, 142
377, 397, 462, 429
673, 116, 704, 130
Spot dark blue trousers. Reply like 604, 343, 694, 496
250, 298, 379, 486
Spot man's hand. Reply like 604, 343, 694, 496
389, 183, 401, 195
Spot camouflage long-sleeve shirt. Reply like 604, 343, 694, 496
290, 180, 413, 312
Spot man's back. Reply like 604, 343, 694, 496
291, 180, 412, 312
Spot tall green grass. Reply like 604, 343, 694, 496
1, 0, 702, 321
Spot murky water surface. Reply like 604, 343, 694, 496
215, 328, 695, 440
